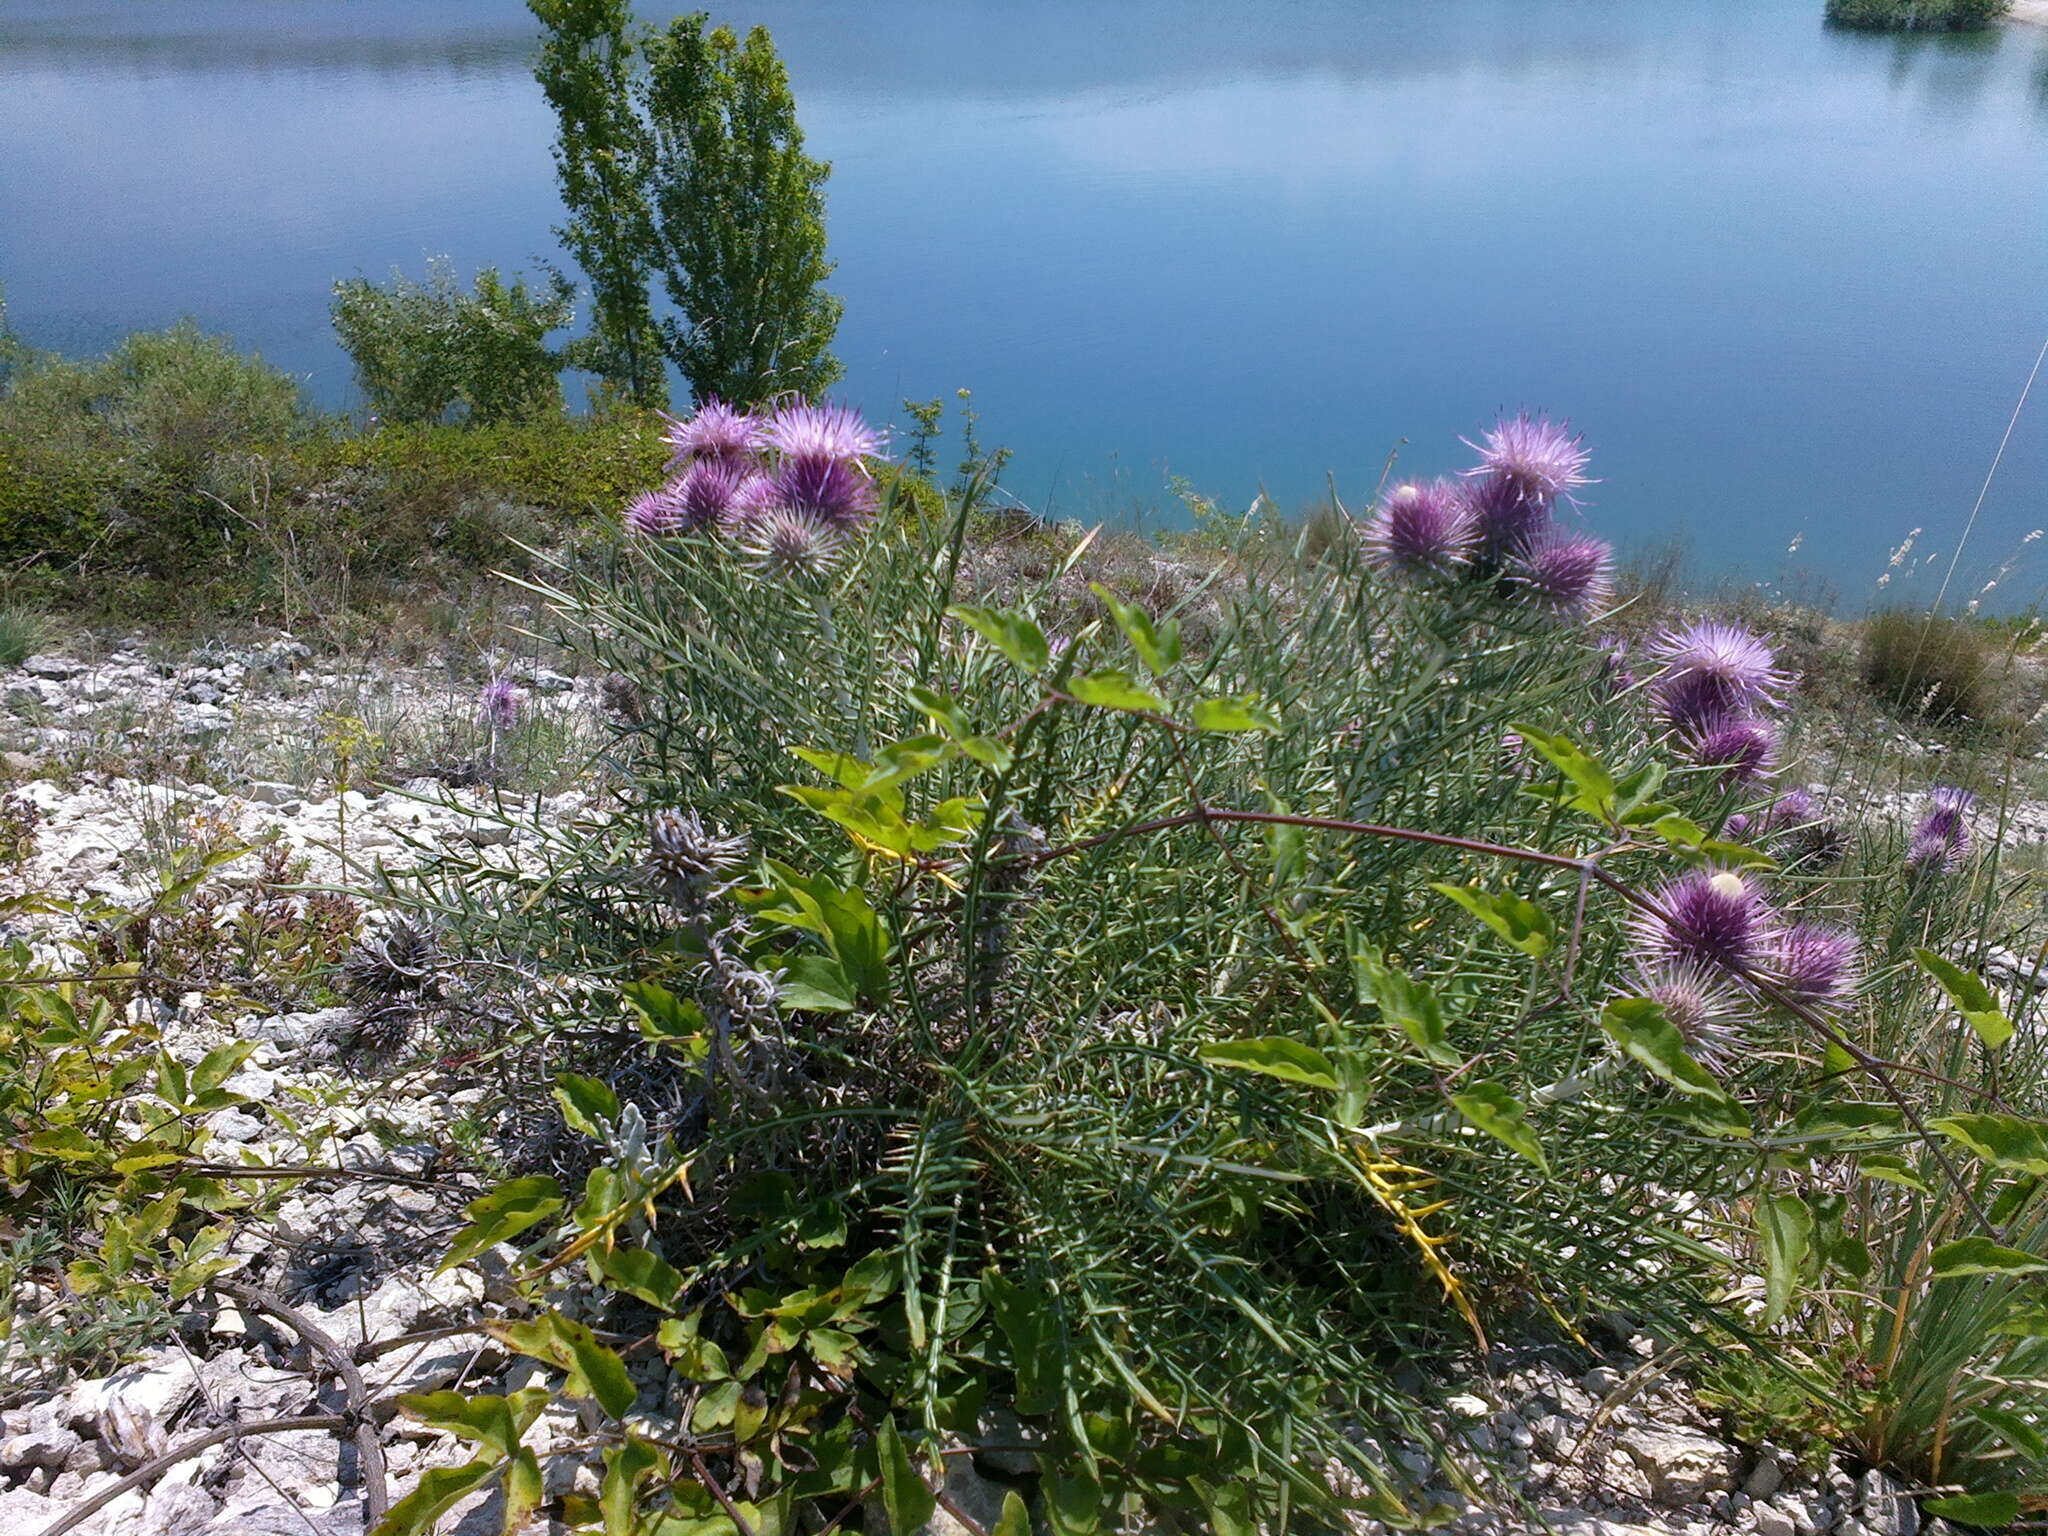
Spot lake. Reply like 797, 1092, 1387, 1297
3, 0, 2046, 602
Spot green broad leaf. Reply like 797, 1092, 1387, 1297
1932, 1113, 2048, 1176
1757, 1193, 1813, 1326
1922, 1491, 2021, 1525
1047, 1474, 1107, 1536
1450, 1082, 1549, 1175
862, 734, 954, 792
1068, 667, 1168, 715
369, 1456, 498, 1536
155, 1049, 189, 1108
500, 1447, 544, 1531
190, 1040, 257, 1096
1507, 721, 1615, 820
1189, 695, 1280, 733
1855, 1154, 1931, 1193
956, 734, 1014, 771
1601, 998, 1750, 1135
1198, 1038, 1340, 1091
1915, 948, 2013, 1048
1430, 883, 1554, 958
778, 954, 857, 1013
1973, 1405, 2048, 1462
1612, 760, 1668, 821
554, 1073, 619, 1139
984, 1270, 1063, 1416
621, 980, 706, 1045
1351, 938, 1460, 1068
876, 1416, 937, 1536
948, 604, 1051, 674
1992, 1301, 2048, 1337
439, 1176, 562, 1273
1089, 583, 1181, 676
1192, 1477, 1257, 1536
1989, 1176, 2041, 1227
908, 685, 975, 738
787, 746, 871, 789
1929, 1237, 2048, 1280
598, 1246, 685, 1309
495, 1312, 639, 1419
600, 1439, 667, 1536
657, 1320, 732, 1381
1790, 1103, 1905, 1142
993, 1490, 1033, 1536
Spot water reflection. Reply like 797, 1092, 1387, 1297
0, 1, 2044, 597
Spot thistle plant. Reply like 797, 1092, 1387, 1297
381, 416, 2048, 1533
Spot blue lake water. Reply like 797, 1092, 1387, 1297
2, 1, 2046, 602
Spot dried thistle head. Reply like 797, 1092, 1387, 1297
343, 917, 440, 1003
646, 809, 749, 905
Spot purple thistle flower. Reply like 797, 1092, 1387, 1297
734, 508, 850, 579
1647, 620, 1792, 731
762, 400, 888, 469
1633, 869, 1773, 970
1631, 961, 1749, 1069
479, 675, 521, 731
1466, 473, 1551, 563
1683, 714, 1777, 783
1362, 479, 1478, 576
1505, 529, 1614, 618
764, 455, 880, 527
1766, 922, 1860, 1012
624, 485, 685, 538
662, 399, 764, 468
1769, 788, 1816, 829
670, 456, 752, 531
1907, 785, 1974, 872
1461, 411, 1594, 511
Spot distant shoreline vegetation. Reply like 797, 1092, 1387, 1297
1825, 0, 2011, 30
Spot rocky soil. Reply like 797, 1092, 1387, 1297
0, 639, 2027, 1535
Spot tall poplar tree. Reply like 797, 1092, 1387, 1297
529, 5, 841, 410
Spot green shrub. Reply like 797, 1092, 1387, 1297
1825, 0, 2010, 29
0, 319, 307, 577
331, 258, 576, 425
1860, 609, 1996, 724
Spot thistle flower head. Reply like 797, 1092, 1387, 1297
1466, 472, 1551, 561
1684, 714, 1777, 783
1631, 961, 1749, 1069
646, 808, 749, 902
1505, 529, 1614, 618
1647, 620, 1792, 730
766, 454, 880, 527
624, 485, 685, 538
733, 507, 850, 580
479, 675, 522, 731
1767, 922, 1860, 1012
662, 398, 764, 466
1461, 411, 1593, 510
670, 455, 752, 530
1633, 869, 1772, 970
1907, 785, 1974, 872
762, 400, 888, 468
1361, 479, 1478, 576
